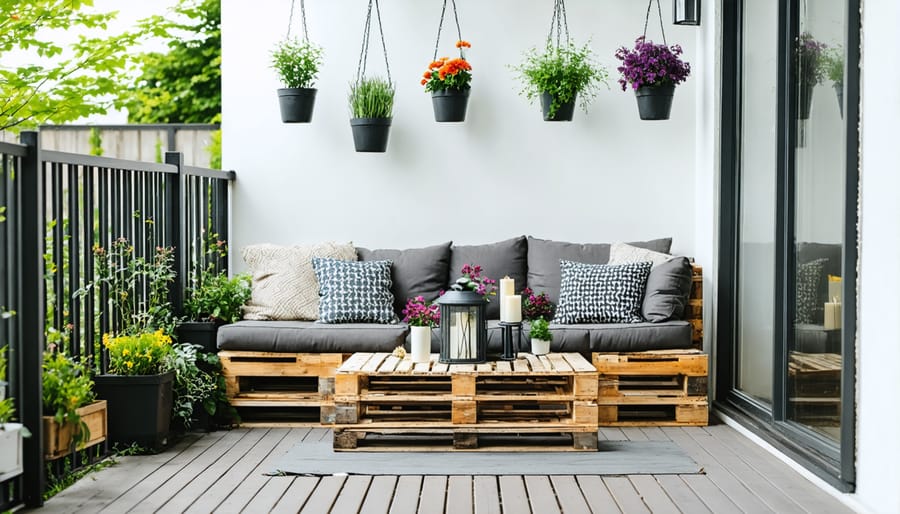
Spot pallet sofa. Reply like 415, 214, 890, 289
218, 236, 707, 427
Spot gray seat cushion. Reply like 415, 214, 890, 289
218, 320, 408, 353
449, 236, 528, 319
526, 237, 673, 306
416, 320, 691, 355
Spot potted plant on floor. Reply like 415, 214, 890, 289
349, 76, 395, 152
422, 41, 473, 122
42, 351, 108, 460
0, 346, 29, 479
272, 37, 324, 123
529, 318, 553, 356
615, 36, 691, 120
178, 239, 251, 354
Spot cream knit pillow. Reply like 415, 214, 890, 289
608, 242, 672, 269
241, 242, 357, 321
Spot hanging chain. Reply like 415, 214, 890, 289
642, 0, 667, 46
432, 0, 463, 61
356, 0, 391, 84
286, 0, 310, 41
547, 0, 570, 49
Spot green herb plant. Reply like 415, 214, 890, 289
530, 318, 553, 342
184, 236, 250, 324
271, 38, 324, 89
349, 77, 395, 119
165, 342, 218, 429
42, 351, 97, 450
822, 46, 844, 84
511, 40, 609, 117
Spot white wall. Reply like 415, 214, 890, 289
855, 0, 900, 511
222, 0, 700, 258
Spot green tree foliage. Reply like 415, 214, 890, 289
122, 0, 221, 123
0, 0, 151, 132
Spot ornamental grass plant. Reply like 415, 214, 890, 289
349, 77, 395, 119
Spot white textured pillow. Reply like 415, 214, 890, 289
241, 242, 357, 321
608, 242, 672, 269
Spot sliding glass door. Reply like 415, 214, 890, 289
719, 0, 858, 490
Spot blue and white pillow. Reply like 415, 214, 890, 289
312, 257, 397, 324
553, 260, 652, 324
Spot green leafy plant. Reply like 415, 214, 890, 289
0, 346, 13, 424
349, 77, 395, 119
165, 343, 218, 429
184, 237, 251, 324
511, 40, 609, 117
42, 351, 96, 450
530, 318, 553, 342
272, 38, 324, 89
822, 46, 844, 84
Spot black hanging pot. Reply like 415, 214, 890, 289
833, 81, 843, 119
277, 88, 317, 123
635, 84, 676, 120
797, 81, 814, 120
540, 91, 577, 121
350, 117, 392, 152
431, 88, 470, 122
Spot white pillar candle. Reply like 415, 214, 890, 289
502, 295, 522, 323
499, 276, 515, 321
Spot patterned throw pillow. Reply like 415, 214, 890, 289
242, 242, 357, 321
796, 258, 828, 324
608, 242, 673, 269
312, 258, 397, 324
554, 260, 653, 324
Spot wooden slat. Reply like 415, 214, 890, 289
512, 358, 529, 373
524, 476, 561, 514
523, 353, 545, 372
270, 477, 319, 514
389, 476, 423, 514
378, 355, 401, 373
472, 476, 501, 514
549, 476, 592, 514
362, 353, 391, 373
680, 474, 742, 512
329, 475, 371, 514
547, 353, 573, 373
339, 352, 373, 372
497, 476, 530, 513
446, 476, 474, 514
603, 476, 651, 513
358, 475, 397, 514
238, 477, 294, 514
298, 475, 346, 513
628, 475, 680, 514
418, 476, 448, 514
574, 476, 623, 513
563, 352, 596, 373
655, 475, 713, 514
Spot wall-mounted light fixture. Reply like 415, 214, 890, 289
674, 0, 700, 25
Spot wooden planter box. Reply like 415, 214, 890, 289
43, 400, 108, 460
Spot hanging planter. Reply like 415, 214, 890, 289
421, 1, 472, 122
511, 0, 608, 122
271, 0, 323, 123
614, 0, 691, 121
349, 0, 395, 152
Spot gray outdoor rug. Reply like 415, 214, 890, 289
271, 433, 702, 476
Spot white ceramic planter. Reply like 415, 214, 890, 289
0, 423, 24, 479
410, 326, 432, 363
531, 338, 551, 356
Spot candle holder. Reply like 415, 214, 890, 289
499, 321, 523, 361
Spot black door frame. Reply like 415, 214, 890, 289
716, 0, 859, 492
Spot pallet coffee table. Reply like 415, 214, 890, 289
333, 352, 599, 451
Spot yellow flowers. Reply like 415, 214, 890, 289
103, 329, 174, 375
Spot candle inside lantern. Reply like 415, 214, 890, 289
499, 276, 514, 321
502, 295, 522, 323
449, 311, 476, 359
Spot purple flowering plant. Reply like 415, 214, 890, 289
450, 264, 498, 301
614, 36, 691, 91
402, 296, 440, 327
795, 32, 828, 86
520, 287, 555, 322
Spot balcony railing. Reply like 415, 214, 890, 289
0, 131, 234, 509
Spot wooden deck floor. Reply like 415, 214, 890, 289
34, 421, 854, 513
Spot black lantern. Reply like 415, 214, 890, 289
673, 0, 700, 26
437, 290, 487, 364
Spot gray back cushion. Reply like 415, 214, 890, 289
449, 236, 528, 319
526, 237, 673, 306
642, 256, 693, 322
357, 242, 452, 318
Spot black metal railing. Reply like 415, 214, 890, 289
0, 131, 234, 509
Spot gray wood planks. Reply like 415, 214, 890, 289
497, 476, 531, 513
359, 475, 398, 514
628, 475, 680, 514
524, 475, 561, 514
549, 476, 592, 514
445, 476, 474, 514
655, 475, 713, 514
472, 476, 500, 514
575, 475, 622, 513
389, 476, 423, 514
299, 475, 346, 513
603, 476, 651, 513
330, 475, 373, 514
417, 476, 448, 514
270, 476, 319, 514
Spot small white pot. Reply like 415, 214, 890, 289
531, 338, 551, 356
0, 423, 24, 478
410, 326, 432, 363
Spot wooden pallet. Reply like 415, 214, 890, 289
593, 350, 709, 427
789, 352, 841, 424
333, 352, 599, 451
688, 264, 703, 345
219, 351, 345, 424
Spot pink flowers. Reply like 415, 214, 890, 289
521, 287, 555, 321
402, 296, 440, 327
454, 264, 497, 300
